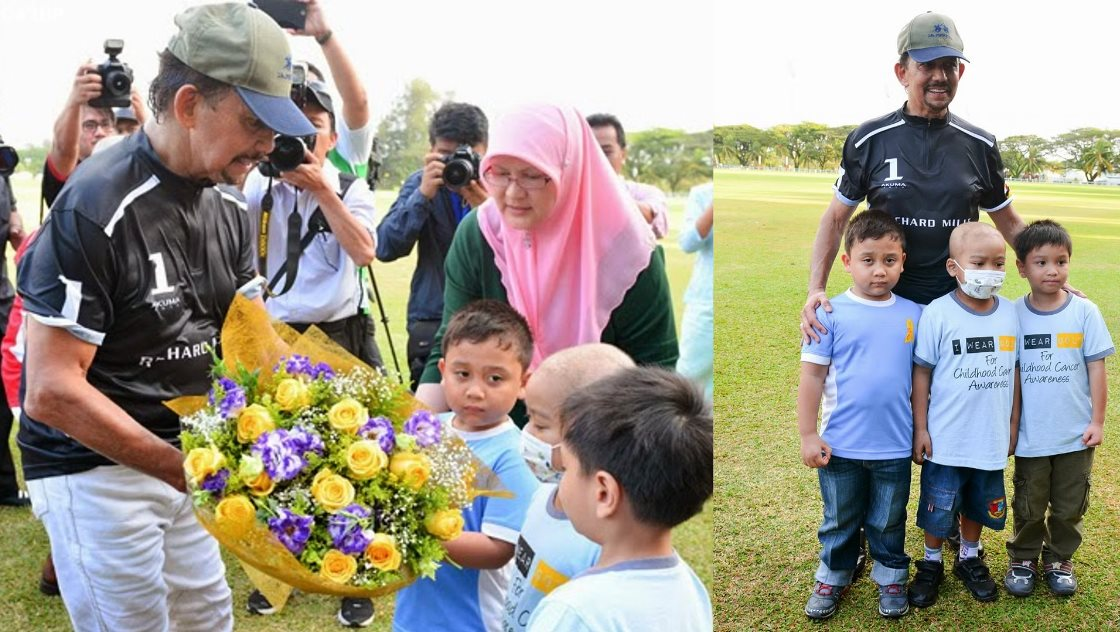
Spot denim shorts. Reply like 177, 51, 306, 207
916, 461, 1007, 537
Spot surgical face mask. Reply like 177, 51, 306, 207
950, 259, 1005, 299
520, 430, 561, 484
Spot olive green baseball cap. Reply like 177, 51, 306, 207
167, 2, 314, 136
897, 11, 969, 63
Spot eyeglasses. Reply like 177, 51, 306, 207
482, 169, 551, 191
82, 120, 115, 133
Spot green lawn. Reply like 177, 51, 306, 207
714, 169, 1120, 630
0, 173, 710, 630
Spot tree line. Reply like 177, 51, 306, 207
716, 123, 1120, 182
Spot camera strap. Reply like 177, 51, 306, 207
261, 174, 357, 300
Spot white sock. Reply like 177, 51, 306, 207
924, 545, 942, 562
960, 538, 980, 560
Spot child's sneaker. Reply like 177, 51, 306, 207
1043, 560, 1077, 596
954, 556, 998, 602
907, 559, 944, 608
804, 582, 848, 620
877, 583, 908, 618
1003, 559, 1039, 597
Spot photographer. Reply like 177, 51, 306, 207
588, 113, 670, 239
287, 0, 374, 175
42, 62, 118, 207
0, 139, 25, 509
375, 102, 488, 390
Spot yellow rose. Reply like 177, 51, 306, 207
320, 549, 358, 584
346, 440, 388, 480
236, 404, 276, 443
183, 446, 224, 484
274, 378, 310, 412
312, 473, 355, 513
245, 471, 275, 497
389, 452, 431, 490
214, 495, 257, 536
424, 509, 465, 541
365, 533, 402, 572
327, 398, 368, 435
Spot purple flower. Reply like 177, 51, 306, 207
200, 468, 230, 495
403, 410, 442, 448
268, 508, 314, 555
360, 416, 396, 454
312, 362, 335, 380
251, 430, 306, 482
327, 504, 372, 555
208, 377, 246, 418
288, 425, 325, 456
274, 355, 313, 378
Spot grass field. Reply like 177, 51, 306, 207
0, 173, 710, 631
714, 169, 1120, 630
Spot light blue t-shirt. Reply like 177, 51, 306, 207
503, 484, 600, 632
1015, 293, 1115, 457
679, 182, 713, 307
526, 553, 711, 632
394, 417, 540, 632
801, 290, 923, 459
914, 292, 1018, 470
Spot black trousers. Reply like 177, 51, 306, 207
287, 312, 383, 370
0, 294, 17, 497
406, 319, 441, 393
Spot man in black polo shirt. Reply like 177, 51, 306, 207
17, 4, 314, 630
798, 10, 1030, 619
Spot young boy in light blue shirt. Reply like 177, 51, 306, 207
798, 210, 922, 620
908, 222, 1018, 608
1003, 220, 1113, 598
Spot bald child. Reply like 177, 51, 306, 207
907, 221, 1020, 607
504, 343, 635, 631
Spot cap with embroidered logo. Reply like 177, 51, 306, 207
897, 11, 969, 63
166, 2, 315, 136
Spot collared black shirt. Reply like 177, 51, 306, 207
18, 131, 259, 479
835, 105, 1011, 304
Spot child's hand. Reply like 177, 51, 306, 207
913, 431, 932, 465
1009, 429, 1019, 456
1082, 422, 1104, 447
800, 434, 831, 468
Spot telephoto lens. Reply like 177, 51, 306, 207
0, 142, 18, 178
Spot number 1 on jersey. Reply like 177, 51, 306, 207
149, 252, 176, 296
884, 158, 903, 182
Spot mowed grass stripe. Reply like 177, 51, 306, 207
715, 169, 1120, 630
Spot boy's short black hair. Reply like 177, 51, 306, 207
1014, 219, 1072, 262
441, 300, 533, 370
560, 367, 712, 529
586, 113, 626, 148
844, 209, 906, 253
429, 102, 488, 147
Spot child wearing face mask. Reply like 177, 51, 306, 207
503, 343, 635, 632
907, 222, 1019, 609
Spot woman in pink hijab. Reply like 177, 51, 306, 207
414, 103, 678, 419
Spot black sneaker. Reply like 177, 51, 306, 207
0, 490, 30, 507
1003, 559, 1038, 597
246, 590, 276, 615
1043, 560, 1077, 596
804, 582, 849, 620
907, 559, 944, 608
954, 556, 998, 602
338, 597, 375, 628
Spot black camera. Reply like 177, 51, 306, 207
0, 137, 18, 178
89, 39, 133, 109
441, 144, 481, 188
258, 134, 317, 178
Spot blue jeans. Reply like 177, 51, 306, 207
816, 456, 912, 586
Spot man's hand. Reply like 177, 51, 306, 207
280, 148, 331, 195
8, 209, 24, 250
290, 0, 330, 39
1083, 421, 1104, 447
458, 179, 489, 208
418, 152, 447, 199
129, 87, 148, 124
70, 62, 103, 107
913, 430, 932, 465
800, 290, 832, 345
800, 433, 831, 468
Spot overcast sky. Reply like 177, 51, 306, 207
715, 0, 1120, 140
0, 0, 713, 147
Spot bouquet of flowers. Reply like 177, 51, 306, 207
169, 296, 499, 602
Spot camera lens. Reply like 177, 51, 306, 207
0, 146, 18, 177
443, 159, 473, 188
269, 136, 307, 172
106, 71, 131, 96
